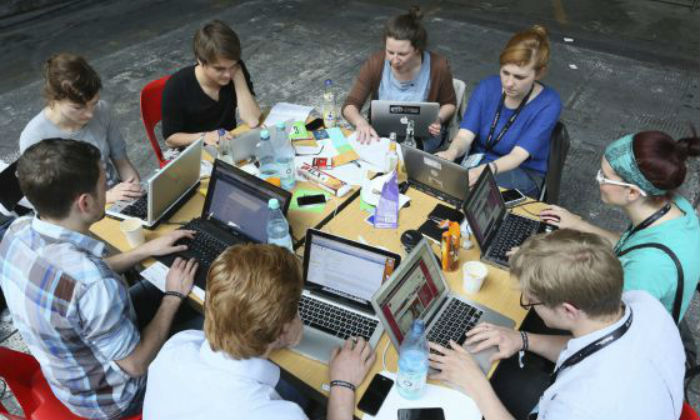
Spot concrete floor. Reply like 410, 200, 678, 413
0, 0, 699, 415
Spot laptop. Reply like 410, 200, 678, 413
370, 100, 439, 138
463, 166, 554, 269
203, 128, 261, 163
372, 239, 515, 373
158, 158, 292, 289
293, 229, 401, 363
401, 145, 469, 207
106, 139, 202, 228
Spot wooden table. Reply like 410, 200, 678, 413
270, 188, 542, 418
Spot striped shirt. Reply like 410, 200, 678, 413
0, 216, 143, 419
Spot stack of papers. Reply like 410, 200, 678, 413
263, 102, 314, 127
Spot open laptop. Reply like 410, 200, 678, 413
370, 100, 439, 138
402, 145, 469, 207
372, 239, 515, 373
293, 229, 401, 363
106, 139, 202, 228
157, 158, 292, 289
463, 166, 554, 269
203, 128, 261, 163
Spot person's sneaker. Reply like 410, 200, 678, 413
0, 308, 12, 324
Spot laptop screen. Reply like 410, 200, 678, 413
203, 160, 291, 243
463, 167, 505, 247
373, 243, 446, 343
304, 230, 399, 311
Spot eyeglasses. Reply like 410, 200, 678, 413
595, 169, 647, 197
519, 293, 544, 309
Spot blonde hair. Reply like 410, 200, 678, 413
204, 244, 303, 359
510, 229, 623, 317
499, 25, 550, 72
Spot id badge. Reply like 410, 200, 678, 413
463, 152, 484, 168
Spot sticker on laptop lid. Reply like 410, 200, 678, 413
423, 156, 442, 170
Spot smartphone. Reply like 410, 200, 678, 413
296, 194, 327, 207
397, 407, 446, 420
501, 188, 526, 207
305, 118, 324, 131
357, 374, 394, 416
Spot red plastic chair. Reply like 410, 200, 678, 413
140, 75, 171, 168
0, 346, 141, 420
682, 402, 700, 420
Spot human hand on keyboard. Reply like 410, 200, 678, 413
138, 229, 197, 257
428, 340, 487, 396
165, 257, 198, 297
106, 178, 144, 204
329, 337, 376, 387
464, 323, 521, 363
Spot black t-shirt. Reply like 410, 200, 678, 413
161, 62, 255, 140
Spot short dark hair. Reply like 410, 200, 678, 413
193, 20, 241, 64
17, 139, 102, 219
383, 6, 427, 52
43, 53, 102, 105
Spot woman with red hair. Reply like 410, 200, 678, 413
541, 131, 700, 321
437, 25, 562, 198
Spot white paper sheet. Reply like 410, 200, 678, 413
363, 371, 482, 420
140, 262, 205, 301
264, 102, 314, 126
347, 132, 391, 171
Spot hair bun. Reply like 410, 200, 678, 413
529, 25, 548, 41
408, 5, 423, 21
677, 135, 700, 159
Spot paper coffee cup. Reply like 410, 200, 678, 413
119, 219, 145, 248
463, 261, 488, 294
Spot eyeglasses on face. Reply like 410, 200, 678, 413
595, 169, 647, 197
519, 292, 544, 309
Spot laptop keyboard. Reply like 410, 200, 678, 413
487, 215, 541, 266
179, 219, 232, 268
411, 183, 461, 207
299, 295, 378, 341
427, 299, 483, 347
121, 195, 148, 219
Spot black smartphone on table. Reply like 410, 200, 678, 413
501, 188, 527, 207
397, 407, 446, 420
357, 373, 394, 416
296, 194, 327, 207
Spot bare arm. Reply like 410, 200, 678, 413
105, 230, 195, 274
327, 338, 376, 420
342, 104, 378, 144
539, 205, 621, 246
435, 128, 476, 160
233, 67, 261, 128
165, 132, 210, 149
467, 146, 530, 187
116, 258, 197, 376
429, 104, 457, 137
113, 158, 140, 184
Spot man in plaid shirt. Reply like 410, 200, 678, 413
0, 139, 199, 419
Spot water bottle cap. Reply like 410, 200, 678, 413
276, 121, 286, 129
260, 129, 270, 139
324, 79, 333, 86
268, 198, 280, 209
217, 128, 226, 136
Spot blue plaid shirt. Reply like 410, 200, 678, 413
0, 216, 143, 419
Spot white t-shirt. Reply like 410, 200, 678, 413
142, 330, 308, 420
537, 291, 685, 420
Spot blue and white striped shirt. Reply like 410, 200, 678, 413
0, 216, 143, 420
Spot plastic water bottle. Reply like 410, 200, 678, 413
403, 118, 417, 149
396, 319, 429, 399
384, 139, 399, 173
266, 199, 293, 251
255, 129, 278, 180
275, 122, 296, 190
322, 79, 336, 128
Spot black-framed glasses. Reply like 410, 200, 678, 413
520, 292, 544, 309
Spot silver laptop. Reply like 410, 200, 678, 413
372, 239, 514, 373
203, 128, 261, 163
463, 166, 554, 269
370, 100, 439, 138
293, 229, 401, 363
402, 145, 469, 207
106, 139, 202, 228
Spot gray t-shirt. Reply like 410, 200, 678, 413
19, 101, 128, 187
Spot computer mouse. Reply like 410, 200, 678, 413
400, 229, 421, 253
